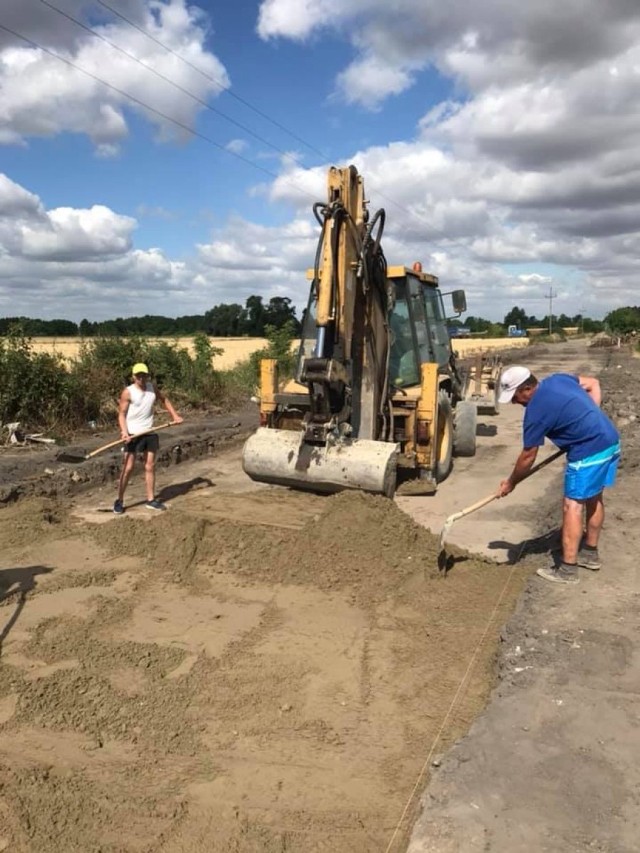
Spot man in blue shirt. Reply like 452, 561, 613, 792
497, 365, 620, 584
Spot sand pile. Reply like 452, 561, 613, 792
0, 497, 71, 551
89, 490, 449, 605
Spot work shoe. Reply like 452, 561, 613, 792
113, 499, 124, 515
536, 562, 579, 585
576, 548, 601, 571
145, 499, 167, 512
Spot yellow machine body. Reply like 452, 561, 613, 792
242, 166, 488, 497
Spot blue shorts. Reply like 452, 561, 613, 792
564, 443, 620, 500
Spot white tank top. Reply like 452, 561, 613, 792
126, 382, 156, 433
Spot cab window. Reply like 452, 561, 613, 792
389, 289, 419, 387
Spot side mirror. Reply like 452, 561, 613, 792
451, 289, 467, 315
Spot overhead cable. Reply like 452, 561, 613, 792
35, 0, 308, 163
0, 22, 318, 203
93, 0, 328, 159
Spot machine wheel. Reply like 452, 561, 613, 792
435, 391, 454, 482
453, 400, 478, 457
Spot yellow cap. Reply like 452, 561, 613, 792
132, 362, 149, 375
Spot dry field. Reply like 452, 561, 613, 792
26, 337, 271, 371
26, 335, 529, 370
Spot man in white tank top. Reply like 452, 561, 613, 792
113, 362, 183, 514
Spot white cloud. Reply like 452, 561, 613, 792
0, 175, 317, 321
0, 157, 635, 326
257, 0, 640, 106
257, 0, 336, 41
20, 205, 136, 261
0, 174, 43, 218
256, 0, 640, 317
2, 2, 640, 323
0, 0, 230, 151
226, 138, 248, 154
0, 173, 180, 319
518, 274, 552, 286
334, 55, 415, 110
136, 204, 177, 221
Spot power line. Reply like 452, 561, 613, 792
88, 0, 451, 236
93, 0, 328, 160
24, 1, 490, 253
34, 0, 308, 163
0, 17, 428, 243
0, 22, 318, 204
1, 14, 564, 312
92, 0, 454, 243
0, 12, 452, 248
89, 0, 447, 239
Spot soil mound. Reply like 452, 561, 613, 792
0, 497, 71, 551
90, 512, 208, 581
89, 490, 452, 606
222, 490, 445, 600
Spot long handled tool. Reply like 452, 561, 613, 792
56, 422, 177, 464
438, 448, 565, 569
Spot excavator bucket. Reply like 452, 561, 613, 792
242, 428, 398, 498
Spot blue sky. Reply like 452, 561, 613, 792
1, 0, 639, 323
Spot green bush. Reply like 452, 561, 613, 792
221, 321, 298, 399
71, 334, 226, 414
0, 326, 301, 434
0, 328, 92, 433
0, 331, 230, 434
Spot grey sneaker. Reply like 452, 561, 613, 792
576, 548, 601, 571
113, 499, 124, 515
536, 563, 579, 584
145, 499, 167, 511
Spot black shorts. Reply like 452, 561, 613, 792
124, 433, 160, 455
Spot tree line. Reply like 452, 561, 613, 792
0, 295, 301, 338
2, 299, 639, 338
451, 306, 633, 336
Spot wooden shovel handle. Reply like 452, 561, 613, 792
446, 449, 565, 524
451, 491, 498, 521
86, 422, 176, 459
518, 447, 565, 480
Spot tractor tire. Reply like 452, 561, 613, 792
436, 391, 454, 482
453, 401, 478, 457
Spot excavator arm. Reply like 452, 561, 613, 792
301, 165, 392, 443
242, 166, 399, 496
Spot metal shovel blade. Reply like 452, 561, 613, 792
55, 448, 91, 464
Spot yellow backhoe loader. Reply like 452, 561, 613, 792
242, 165, 499, 497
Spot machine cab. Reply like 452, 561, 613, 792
295, 265, 464, 389
388, 267, 452, 388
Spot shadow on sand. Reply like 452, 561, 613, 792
0, 565, 53, 653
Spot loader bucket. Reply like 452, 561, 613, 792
242, 428, 398, 498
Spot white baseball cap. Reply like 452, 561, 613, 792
498, 365, 531, 403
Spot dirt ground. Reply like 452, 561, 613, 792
0, 340, 636, 852
407, 342, 640, 853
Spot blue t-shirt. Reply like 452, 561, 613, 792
523, 374, 619, 462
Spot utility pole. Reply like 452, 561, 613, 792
544, 288, 558, 334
